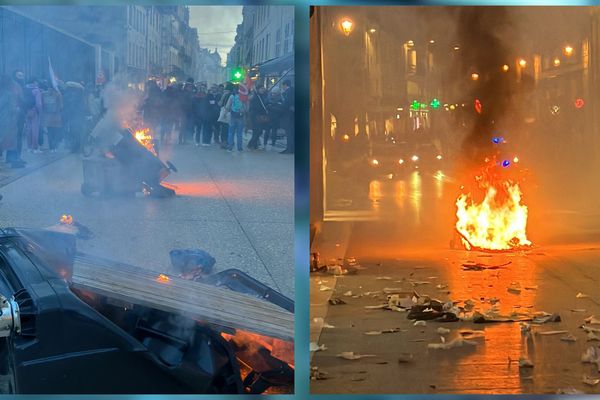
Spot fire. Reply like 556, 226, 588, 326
133, 128, 156, 155
60, 214, 74, 225
455, 161, 532, 251
156, 273, 170, 283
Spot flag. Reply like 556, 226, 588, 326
238, 74, 253, 103
48, 57, 59, 92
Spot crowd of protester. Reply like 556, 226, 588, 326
0, 69, 103, 169
0, 70, 294, 173
142, 77, 294, 154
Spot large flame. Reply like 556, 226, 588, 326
456, 166, 531, 251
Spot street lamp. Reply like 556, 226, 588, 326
471, 73, 479, 81
553, 58, 561, 67
369, 28, 376, 33
502, 64, 509, 72
407, 40, 414, 47
519, 59, 527, 68
564, 45, 574, 56
340, 18, 354, 36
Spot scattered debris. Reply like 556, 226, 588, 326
364, 304, 387, 310
364, 331, 383, 336
585, 316, 600, 325
329, 298, 346, 305
571, 309, 587, 313
577, 292, 590, 299
310, 366, 329, 381
536, 330, 569, 336
519, 357, 534, 368
588, 332, 600, 341
343, 291, 353, 297
337, 352, 376, 360
313, 317, 335, 329
320, 285, 332, 292
561, 334, 578, 342
507, 283, 522, 295
428, 337, 477, 350
583, 375, 600, 387
376, 276, 392, 280
524, 285, 538, 291
581, 346, 600, 371
414, 320, 427, 327
397, 353, 414, 363
351, 376, 366, 382
310, 342, 327, 352
437, 327, 450, 335
462, 261, 511, 271
556, 388, 585, 394
532, 313, 561, 324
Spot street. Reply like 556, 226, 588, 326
0, 139, 294, 298
310, 166, 600, 394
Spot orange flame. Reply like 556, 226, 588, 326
133, 128, 156, 155
456, 163, 531, 251
60, 214, 74, 225
156, 273, 170, 283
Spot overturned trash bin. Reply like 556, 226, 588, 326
82, 128, 177, 198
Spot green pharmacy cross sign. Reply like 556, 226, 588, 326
231, 68, 244, 82
411, 100, 420, 111
430, 98, 440, 109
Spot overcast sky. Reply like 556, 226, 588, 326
188, 6, 243, 66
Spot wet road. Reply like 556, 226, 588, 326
312, 161, 600, 394
0, 140, 294, 297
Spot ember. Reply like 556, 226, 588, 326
456, 159, 532, 251
60, 214, 74, 225
156, 273, 170, 283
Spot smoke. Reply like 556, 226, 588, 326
455, 8, 517, 172
90, 75, 143, 149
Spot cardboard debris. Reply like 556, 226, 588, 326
337, 352, 376, 360
576, 292, 590, 299
507, 283, 522, 295
376, 276, 392, 280
364, 331, 383, 336
536, 330, 569, 336
310, 342, 327, 352
343, 291, 353, 297
320, 285, 332, 291
462, 261, 511, 271
414, 320, 427, 327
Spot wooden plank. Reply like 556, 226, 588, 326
70, 253, 294, 341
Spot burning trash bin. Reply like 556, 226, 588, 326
81, 127, 176, 197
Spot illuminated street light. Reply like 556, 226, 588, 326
453, 45, 460, 51
553, 58, 561, 67
502, 64, 509, 72
340, 18, 354, 36
369, 28, 376, 33
519, 59, 527, 68
342, 134, 350, 141
407, 40, 414, 47
564, 45, 574, 56
471, 73, 479, 81
429, 39, 435, 44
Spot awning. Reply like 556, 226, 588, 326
253, 54, 294, 77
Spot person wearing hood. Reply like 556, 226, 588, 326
5, 70, 27, 168
24, 77, 43, 154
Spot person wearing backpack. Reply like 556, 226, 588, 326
23, 78, 43, 154
224, 85, 245, 152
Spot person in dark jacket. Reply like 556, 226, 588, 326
162, 84, 179, 143
5, 70, 27, 168
197, 84, 218, 146
247, 86, 269, 150
142, 80, 164, 143
279, 80, 294, 154
207, 85, 221, 145
0, 76, 19, 163
62, 81, 86, 153
192, 84, 207, 146
179, 80, 195, 145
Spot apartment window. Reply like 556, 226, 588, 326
265, 34, 270, 60
284, 23, 290, 54
275, 28, 281, 57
